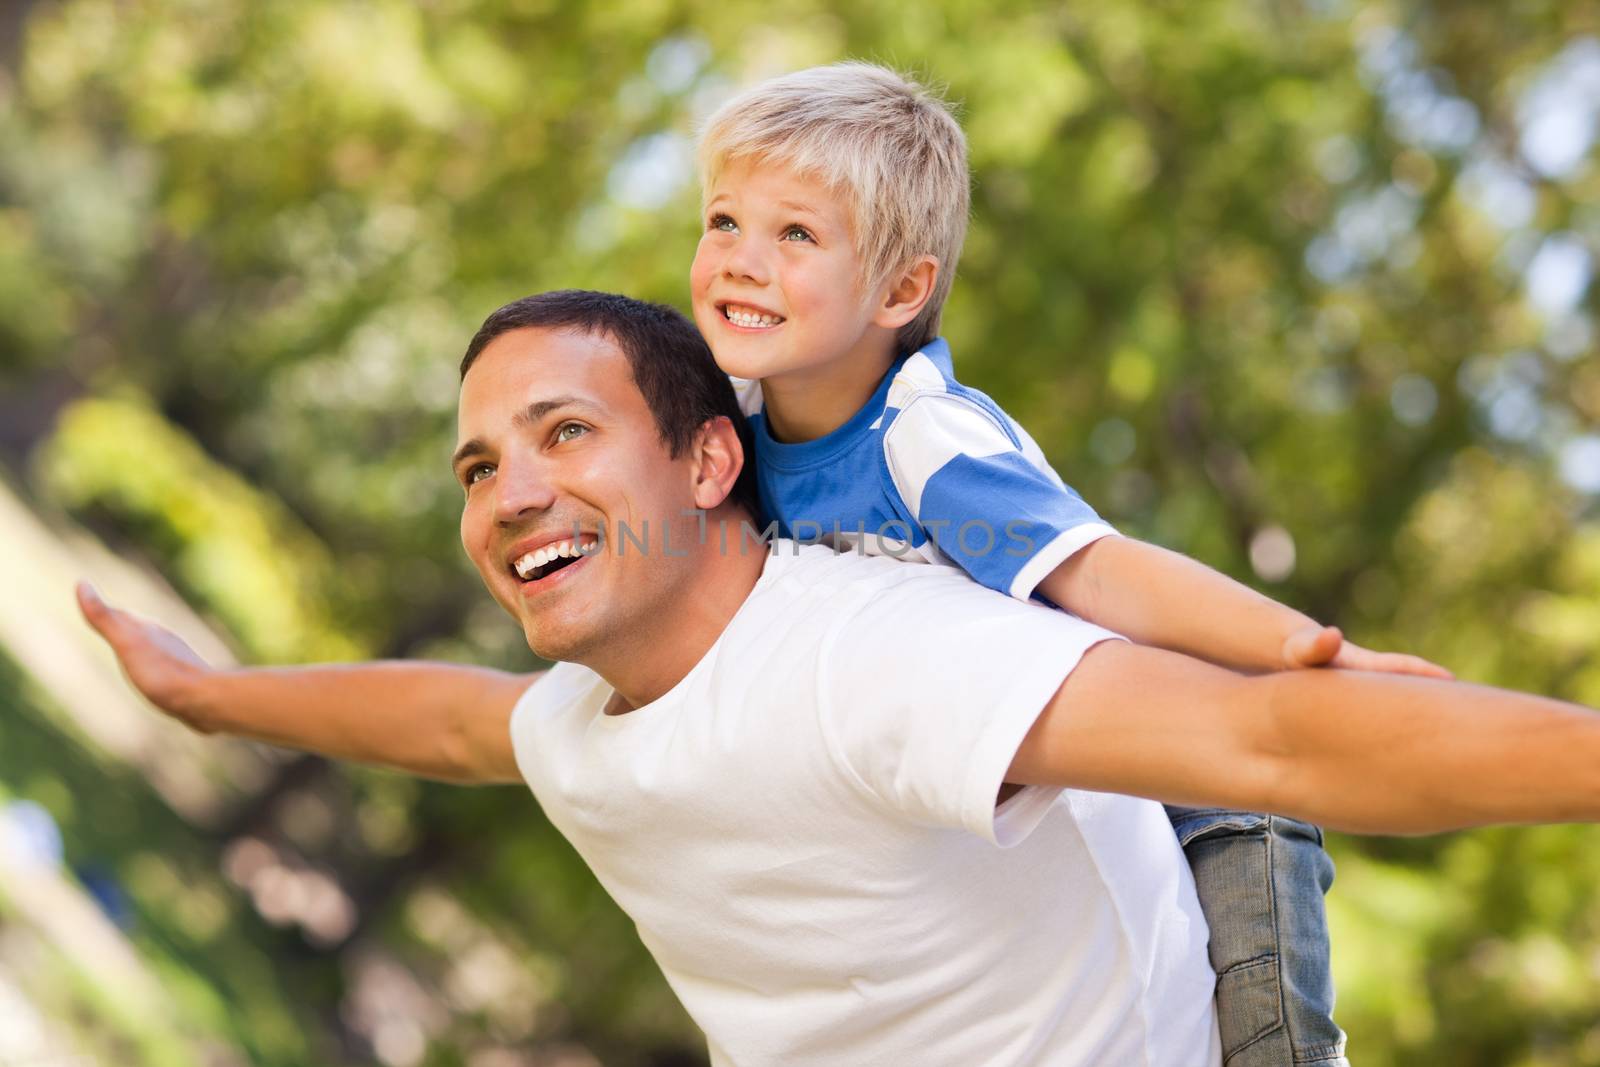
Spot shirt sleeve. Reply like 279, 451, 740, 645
880, 391, 1118, 601
727, 375, 765, 419
817, 564, 1125, 845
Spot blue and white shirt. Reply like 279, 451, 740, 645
736, 338, 1117, 601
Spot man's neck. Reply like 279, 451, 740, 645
590, 508, 769, 715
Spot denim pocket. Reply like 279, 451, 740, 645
1167, 808, 1346, 1065
1214, 957, 1286, 1065
1167, 807, 1269, 848
1169, 808, 1283, 1059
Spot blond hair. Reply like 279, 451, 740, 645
696, 62, 969, 353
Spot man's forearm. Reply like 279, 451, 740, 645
190, 661, 535, 784
1015, 641, 1600, 835
1260, 667, 1600, 833
1041, 536, 1315, 671
77, 583, 535, 785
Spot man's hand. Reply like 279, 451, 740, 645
77, 581, 217, 731
1282, 623, 1453, 679
79, 578, 534, 781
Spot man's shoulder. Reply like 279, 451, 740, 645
511, 661, 605, 725
757, 541, 1018, 614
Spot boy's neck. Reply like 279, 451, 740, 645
759, 343, 899, 444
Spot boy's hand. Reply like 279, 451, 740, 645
76, 581, 217, 732
1282, 624, 1454, 679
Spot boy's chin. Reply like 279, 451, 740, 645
704, 344, 770, 382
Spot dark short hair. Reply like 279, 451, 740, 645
460, 290, 760, 519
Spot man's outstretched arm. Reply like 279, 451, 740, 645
1009, 639, 1600, 835
78, 582, 536, 784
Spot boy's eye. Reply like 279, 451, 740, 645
464, 463, 494, 487
709, 214, 737, 233
782, 225, 814, 242
554, 422, 588, 444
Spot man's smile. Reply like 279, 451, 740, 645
515, 545, 595, 597
510, 534, 602, 582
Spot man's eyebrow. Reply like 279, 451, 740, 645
451, 395, 603, 471
451, 436, 488, 472
514, 395, 602, 427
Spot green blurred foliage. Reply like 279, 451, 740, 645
0, 651, 321, 1065
41, 393, 367, 663
0, 0, 1596, 1063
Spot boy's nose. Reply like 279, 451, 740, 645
722, 237, 771, 285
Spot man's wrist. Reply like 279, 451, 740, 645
173, 666, 228, 735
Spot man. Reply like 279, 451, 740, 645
82, 291, 1600, 1066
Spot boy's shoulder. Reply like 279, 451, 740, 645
885, 338, 976, 410
878, 338, 1071, 508
729, 337, 1007, 435
881, 337, 1026, 452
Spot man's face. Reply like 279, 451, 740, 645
689, 157, 883, 384
454, 326, 701, 663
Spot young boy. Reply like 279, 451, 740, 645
686, 62, 1443, 1066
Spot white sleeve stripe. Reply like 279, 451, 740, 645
884, 351, 949, 412
883, 393, 1016, 520
727, 375, 764, 418
1007, 524, 1121, 601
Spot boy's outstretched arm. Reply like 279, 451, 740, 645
1038, 535, 1449, 677
1010, 640, 1600, 835
77, 582, 535, 784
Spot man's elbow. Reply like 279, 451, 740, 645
1225, 672, 1318, 820
446, 721, 524, 786
1237, 671, 1421, 833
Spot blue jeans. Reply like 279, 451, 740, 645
1166, 807, 1348, 1066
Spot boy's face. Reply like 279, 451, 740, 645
690, 158, 891, 383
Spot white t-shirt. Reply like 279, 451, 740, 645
510, 543, 1220, 1067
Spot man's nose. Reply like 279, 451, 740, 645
492, 455, 558, 524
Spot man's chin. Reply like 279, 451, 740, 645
520, 619, 590, 665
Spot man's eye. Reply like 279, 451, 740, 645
555, 422, 588, 443
710, 214, 737, 233
782, 226, 813, 242
464, 463, 494, 486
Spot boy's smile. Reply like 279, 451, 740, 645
690, 158, 907, 440
721, 302, 785, 329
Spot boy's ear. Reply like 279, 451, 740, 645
689, 415, 746, 511
872, 255, 939, 330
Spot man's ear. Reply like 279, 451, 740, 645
871, 255, 939, 331
689, 415, 746, 510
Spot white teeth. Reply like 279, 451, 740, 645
512, 538, 600, 580
725, 306, 781, 328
